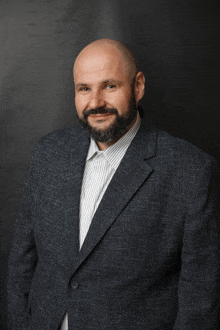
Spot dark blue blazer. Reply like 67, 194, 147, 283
8, 117, 220, 329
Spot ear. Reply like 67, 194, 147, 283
134, 71, 145, 104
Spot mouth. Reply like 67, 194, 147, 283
89, 113, 114, 120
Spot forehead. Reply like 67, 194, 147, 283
73, 48, 128, 84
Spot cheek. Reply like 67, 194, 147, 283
116, 96, 132, 113
108, 91, 131, 111
75, 96, 85, 116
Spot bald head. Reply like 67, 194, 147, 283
73, 39, 137, 83
73, 39, 145, 149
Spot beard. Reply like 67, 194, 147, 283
78, 93, 137, 143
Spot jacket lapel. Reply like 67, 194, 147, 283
71, 119, 157, 274
61, 127, 90, 270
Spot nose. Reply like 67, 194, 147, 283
88, 90, 106, 109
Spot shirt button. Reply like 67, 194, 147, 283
71, 282, 79, 289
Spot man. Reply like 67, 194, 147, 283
8, 39, 220, 329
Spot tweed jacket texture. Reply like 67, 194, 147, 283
8, 117, 220, 329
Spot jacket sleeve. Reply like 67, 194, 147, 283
7, 152, 39, 330
173, 158, 220, 329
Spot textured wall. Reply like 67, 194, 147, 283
1, 0, 220, 328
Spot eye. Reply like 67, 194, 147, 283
80, 87, 90, 92
106, 84, 116, 90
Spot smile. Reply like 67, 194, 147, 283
89, 113, 113, 120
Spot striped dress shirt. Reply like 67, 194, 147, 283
61, 112, 141, 330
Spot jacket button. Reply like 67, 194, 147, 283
71, 282, 79, 289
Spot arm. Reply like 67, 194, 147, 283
174, 159, 220, 329
7, 159, 38, 330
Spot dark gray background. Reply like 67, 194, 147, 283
1, 0, 220, 328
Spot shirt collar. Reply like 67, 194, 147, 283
86, 111, 141, 170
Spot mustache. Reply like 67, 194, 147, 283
83, 107, 118, 119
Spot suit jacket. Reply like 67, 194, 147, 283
8, 116, 220, 330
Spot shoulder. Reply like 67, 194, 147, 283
157, 129, 216, 168
140, 116, 217, 168
145, 129, 220, 205
153, 130, 220, 192
33, 124, 89, 157
38, 124, 87, 147
139, 117, 218, 181
26, 125, 90, 178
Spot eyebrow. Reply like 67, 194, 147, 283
75, 83, 90, 89
75, 79, 122, 89
102, 79, 122, 85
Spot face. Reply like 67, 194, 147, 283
73, 46, 143, 145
